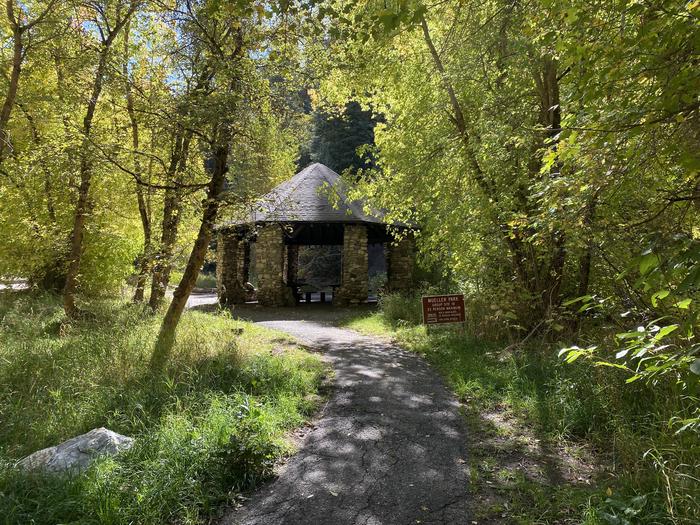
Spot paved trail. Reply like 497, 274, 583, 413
223, 319, 472, 525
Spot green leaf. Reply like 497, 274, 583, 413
651, 290, 669, 307
639, 253, 659, 276
616, 331, 643, 340
674, 298, 692, 309
376, 9, 400, 31
654, 324, 679, 341
563, 295, 592, 306
595, 361, 631, 371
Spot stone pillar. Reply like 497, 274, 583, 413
335, 224, 368, 305
387, 234, 415, 292
217, 231, 248, 304
255, 224, 295, 306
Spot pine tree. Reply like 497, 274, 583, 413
308, 101, 377, 173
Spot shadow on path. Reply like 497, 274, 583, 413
221, 320, 472, 525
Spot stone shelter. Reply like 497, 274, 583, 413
216, 163, 415, 307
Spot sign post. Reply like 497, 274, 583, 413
421, 294, 466, 332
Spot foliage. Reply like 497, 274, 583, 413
314, 0, 699, 354
560, 236, 700, 433
377, 290, 423, 326
194, 271, 218, 289
0, 291, 326, 524
315, 1, 699, 519
304, 100, 378, 174
0, 0, 303, 302
340, 301, 699, 523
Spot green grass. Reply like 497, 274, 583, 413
169, 270, 217, 289
339, 298, 700, 524
340, 310, 392, 336
195, 272, 217, 289
0, 291, 327, 525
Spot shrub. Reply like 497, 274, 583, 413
378, 291, 424, 326
195, 272, 218, 289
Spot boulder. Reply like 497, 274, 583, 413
18, 427, 134, 474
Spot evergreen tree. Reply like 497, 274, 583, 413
308, 101, 377, 173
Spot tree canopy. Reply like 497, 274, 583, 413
313, 0, 698, 387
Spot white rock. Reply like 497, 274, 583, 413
18, 427, 134, 473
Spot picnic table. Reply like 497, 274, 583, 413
291, 281, 340, 303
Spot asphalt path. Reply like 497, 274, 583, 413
222, 317, 472, 525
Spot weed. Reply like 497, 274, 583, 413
339, 295, 699, 523
0, 291, 326, 524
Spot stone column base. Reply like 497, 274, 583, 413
255, 225, 295, 307
217, 231, 248, 304
335, 224, 368, 306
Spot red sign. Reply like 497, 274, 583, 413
422, 294, 466, 325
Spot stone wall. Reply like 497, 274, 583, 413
335, 224, 368, 305
387, 234, 415, 292
255, 224, 295, 306
217, 231, 248, 304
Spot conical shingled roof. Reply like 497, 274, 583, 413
246, 163, 386, 224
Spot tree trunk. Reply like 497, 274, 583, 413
148, 128, 192, 309
1, 0, 59, 160
535, 56, 567, 312
421, 14, 535, 294
150, 140, 229, 372
148, 189, 179, 308
63, 32, 119, 316
0, 14, 23, 162
577, 189, 601, 297
123, 21, 151, 303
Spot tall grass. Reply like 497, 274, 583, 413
0, 291, 326, 524
342, 292, 699, 524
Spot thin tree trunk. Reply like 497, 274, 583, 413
577, 189, 601, 297
1, 0, 59, 161
0, 7, 23, 161
148, 128, 192, 309
123, 20, 151, 302
420, 14, 533, 290
63, 3, 135, 316
150, 140, 229, 372
533, 56, 567, 312
63, 48, 111, 316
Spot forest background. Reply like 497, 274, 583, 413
0, 0, 698, 523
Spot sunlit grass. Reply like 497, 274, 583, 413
339, 310, 392, 336
0, 291, 327, 524
338, 293, 700, 524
